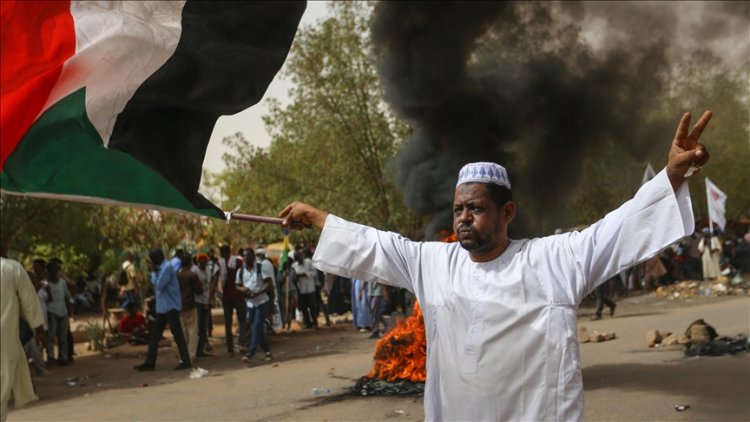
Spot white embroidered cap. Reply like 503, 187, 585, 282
456, 162, 511, 189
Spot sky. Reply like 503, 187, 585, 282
203, 1, 332, 174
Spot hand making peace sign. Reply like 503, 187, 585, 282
667, 111, 712, 190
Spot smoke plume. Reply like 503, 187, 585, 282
371, 1, 747, 237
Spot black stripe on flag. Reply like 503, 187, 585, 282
109, 1, 306, 213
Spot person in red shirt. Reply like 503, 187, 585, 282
119, 303, 148, 345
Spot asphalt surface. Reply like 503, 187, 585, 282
8, 295, 749, 421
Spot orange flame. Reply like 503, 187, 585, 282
367, 302, 426, 382
437, 229, 457, 243
366, 231, 456, 382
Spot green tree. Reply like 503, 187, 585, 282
90, 206, 226, 275
1, 192, 226, 279
219, 2, 423, 246
1, 195, 100, 277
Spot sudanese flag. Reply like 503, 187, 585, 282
0, 1, 305, 218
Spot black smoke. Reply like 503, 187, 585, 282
370, 1, 745, 237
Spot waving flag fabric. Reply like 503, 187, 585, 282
705, 177, 727, 231
0, 1, 305, 218
640, 162, 656, 187
280, 226, 291, 270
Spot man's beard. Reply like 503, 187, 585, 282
457, 227, 495, 253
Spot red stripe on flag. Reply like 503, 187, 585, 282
1, 0, 75, 170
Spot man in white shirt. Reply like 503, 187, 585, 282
43, 260, 71, 366
278, 111, 712, 421
292, 247, 318, 328
193, 253, 217, 357
1, 258, 44, 422
237, 249, 274, 362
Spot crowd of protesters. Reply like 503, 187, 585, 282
116, 242, 414, 370
588, 226, 750, 320
7, 226, 746, 378
634, 226, 750, 289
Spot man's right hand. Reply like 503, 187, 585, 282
278, 202, 329, 230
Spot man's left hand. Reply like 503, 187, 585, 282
667, 111, 712, 190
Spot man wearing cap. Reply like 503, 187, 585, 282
237, 249, 274, 362
279, 111, 712, 420
119, 251, 140, 308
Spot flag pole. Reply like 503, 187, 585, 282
705, 178, 714, 234
230, 212, 285, 225
223, 206, 284, 224
225, 210, 310, 227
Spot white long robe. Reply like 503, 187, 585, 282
1, 258, 44, 422
313, 169, 693, 421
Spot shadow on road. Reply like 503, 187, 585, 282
583, 354, 750, 399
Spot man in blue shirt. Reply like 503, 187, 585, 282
135, 248, 192, 371
170, 249, 184, 273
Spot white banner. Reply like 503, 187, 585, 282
641, 162, 656, 186
705, 177, 728, 231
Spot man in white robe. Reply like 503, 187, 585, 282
1, 258, 45, 422
278, 111, 712, 421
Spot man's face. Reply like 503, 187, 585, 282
28, 272, 40, 289
198, 258, 207, 269
47, 264, 60, 281
243, 253, 255, 267
452, 183, 514, 254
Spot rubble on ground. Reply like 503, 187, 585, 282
661, 334, 679, 346
578, 326, 616, 343
685, 319, 717, 345
647, 330, 669, 347
654, 277, 749, 300
646, 318, 750, 357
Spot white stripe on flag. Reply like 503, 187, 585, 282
40, 1, 186, 146
705, 177, 727, 231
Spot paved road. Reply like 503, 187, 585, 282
10, 296, 749, 421
581, 295, 749, 421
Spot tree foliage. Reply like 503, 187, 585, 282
89, 206, 225, 273
219, 2, 423, 246
1, 195, 101, 277
1, 193, 225, 278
